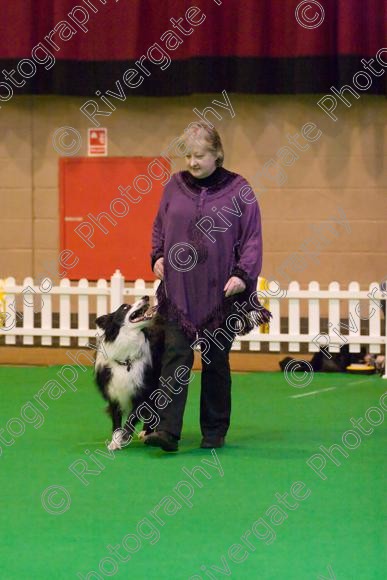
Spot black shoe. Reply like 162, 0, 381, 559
200, 436, 225, 449
144, 431, 178, 452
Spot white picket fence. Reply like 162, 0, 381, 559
1, 270, 386, 357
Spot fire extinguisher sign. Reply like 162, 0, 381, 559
88, 128, 108, 156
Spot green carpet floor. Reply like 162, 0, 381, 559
0, 366, 385, 580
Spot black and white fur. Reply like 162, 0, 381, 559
94, 296, 164, 451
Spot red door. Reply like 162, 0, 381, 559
60, 157, 170, 280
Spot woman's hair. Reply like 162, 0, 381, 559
181, 121, 224, 167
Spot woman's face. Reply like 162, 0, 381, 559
185, 140, 218, 179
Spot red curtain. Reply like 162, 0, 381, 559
0, 0, 385, 95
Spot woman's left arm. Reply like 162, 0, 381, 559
224, 187, 262, 296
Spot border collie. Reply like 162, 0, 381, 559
94, 296, 164, 451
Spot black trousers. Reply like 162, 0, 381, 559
157, 319, 235, 439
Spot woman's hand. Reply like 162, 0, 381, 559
153, 257, 164, 280
224, 276, 246, 297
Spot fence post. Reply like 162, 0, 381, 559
3, 277, 16, 344
110, 270, 124, 311
133, 279, 147, 302
348, 281, 361, 353
384, 290, 387, 379
368, 282, 381, 355
41, 290, 52, 346
328, 281, 341, 353
96, 279, 108, 318
269, 280, 282, 352
22, 277, 35, 345
288, 281, 300, 352
308, 281, 320, 352
59, 278, 71, 347
78, 278, 89, 347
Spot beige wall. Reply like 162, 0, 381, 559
0, 93, 386, 287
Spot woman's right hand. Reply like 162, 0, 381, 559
153, 257, 164, 280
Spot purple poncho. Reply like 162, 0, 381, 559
151, 167, 271, 339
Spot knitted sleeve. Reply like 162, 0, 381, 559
231, 184, 262, 285
150, 180, 172, 269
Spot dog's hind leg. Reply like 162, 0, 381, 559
121, 409, 141, 445
124, 396, 156, 442
121, 392, 155, 444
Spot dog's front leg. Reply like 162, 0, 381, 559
107, 402, 123, 451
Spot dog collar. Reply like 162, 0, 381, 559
114, 358, 132, 370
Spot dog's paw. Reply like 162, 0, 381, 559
137, 430, 146, 441
108, 429, 123, 451
107, 439, 122, 451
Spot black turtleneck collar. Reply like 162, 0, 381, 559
181, 166, 237, 194
191, 166, 222, 187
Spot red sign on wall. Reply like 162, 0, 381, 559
88, 128, 107, 156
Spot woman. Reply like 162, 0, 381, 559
145, 122, 270, 452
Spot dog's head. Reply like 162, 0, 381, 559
96, 296, 156, 341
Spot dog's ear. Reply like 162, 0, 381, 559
96, 314, 109, 329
